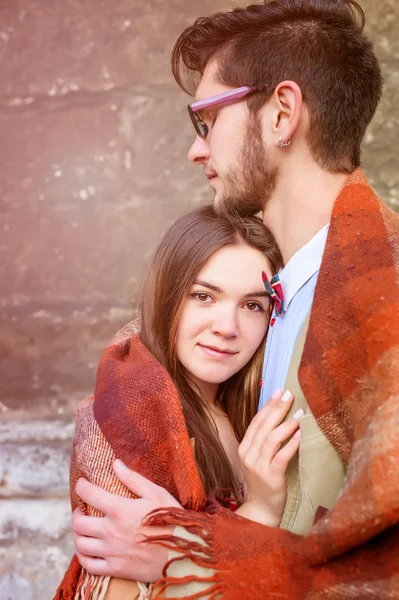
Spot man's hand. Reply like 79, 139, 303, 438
72, 459, 182, 582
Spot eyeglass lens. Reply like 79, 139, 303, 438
189, 109, 209, 138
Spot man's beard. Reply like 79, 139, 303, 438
216, 115, 278, 218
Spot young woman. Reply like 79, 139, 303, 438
55, 206, 300, 600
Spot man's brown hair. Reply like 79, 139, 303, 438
172, 0, 383, 174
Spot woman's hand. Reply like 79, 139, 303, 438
236, 390, 302, 527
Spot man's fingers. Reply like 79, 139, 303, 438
113, 460, 163, 500
76, 552, 112, 577
74, 534, 107, 559
72, 508, 105, 538
75, 478, 120, 516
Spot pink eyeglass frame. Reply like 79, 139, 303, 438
187, 86, 256, 138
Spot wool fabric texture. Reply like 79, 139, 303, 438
53, 325, 206, 600
147, 170, 399, 599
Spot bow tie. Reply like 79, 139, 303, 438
262, 271, 285, 322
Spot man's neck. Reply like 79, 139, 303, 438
263, 163, 350, 265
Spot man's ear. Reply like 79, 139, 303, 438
271, 80, 303, 145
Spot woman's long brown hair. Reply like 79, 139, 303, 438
140, 206, 282, 497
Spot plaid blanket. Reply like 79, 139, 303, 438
53, 326, 206, 599
148, 170, 399, 599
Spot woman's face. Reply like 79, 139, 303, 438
175, 244, 272, 402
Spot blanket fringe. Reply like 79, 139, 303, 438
74, 574, 110, 600
138, 582, 153, 599
146, 508, 216, 564
154, 576, 223, 600
147, 509, 223, 599
75, 574, 153, 600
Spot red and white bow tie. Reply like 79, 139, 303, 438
262, 271, 285, 325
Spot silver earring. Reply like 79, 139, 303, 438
278, 136, 291, 148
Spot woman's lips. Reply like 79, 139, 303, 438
198, 344, 238, 359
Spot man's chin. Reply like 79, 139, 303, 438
212, 191, 226, 215
213, 194, 261, 218
209, 179, 262, 217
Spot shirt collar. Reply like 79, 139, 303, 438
279, 224, 329, 311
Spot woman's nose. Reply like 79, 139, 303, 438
210, 308, 239, 338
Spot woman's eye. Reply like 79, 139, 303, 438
192, 292, 213, 303
244, 302, 264, 312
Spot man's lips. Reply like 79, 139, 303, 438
198, 344, 238, 358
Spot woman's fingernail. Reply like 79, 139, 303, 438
293, 409, 304, 420
281, 390, 292, 402
294, 429, 301, 440
271, 389, 282, 400
114, 459, 127, 470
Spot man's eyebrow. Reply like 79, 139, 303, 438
193, 279, 222, 293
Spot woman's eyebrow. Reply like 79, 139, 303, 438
193, 281, 269, 300
243, 291, 269, 299
193, 279, 222, 293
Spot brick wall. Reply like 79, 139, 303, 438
0, 1, 398, 598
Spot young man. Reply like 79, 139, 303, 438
70, 1, 399, 597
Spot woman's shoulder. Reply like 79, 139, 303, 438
74, 394, 94, 419
73, 395, 96, 448
107, 318, 141, 347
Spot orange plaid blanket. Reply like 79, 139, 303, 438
53, 328, 206, 599
148, 170, 399, 599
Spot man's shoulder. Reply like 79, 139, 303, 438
332, 173, 399, 254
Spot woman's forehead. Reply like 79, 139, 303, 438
196, 245, 271, 289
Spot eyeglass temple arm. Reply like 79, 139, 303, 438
190, 86, 255, 112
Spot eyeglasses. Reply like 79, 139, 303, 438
187, 86, 256, 139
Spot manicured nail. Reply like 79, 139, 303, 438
293, 409, 304, 420
271, 389, 282, 400
114, 459, 127, 470
294, 429, 301, 440
281, 391, 292, 403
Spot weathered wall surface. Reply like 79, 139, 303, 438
0, 1, 397, 598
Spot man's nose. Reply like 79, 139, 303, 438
211, 308, 239, 338
188, 135, 211, 164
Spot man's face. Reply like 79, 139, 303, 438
188, 62, 279, 217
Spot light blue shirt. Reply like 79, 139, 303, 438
259, 225, 329, 409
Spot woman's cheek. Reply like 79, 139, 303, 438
248, 318, 268, 351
